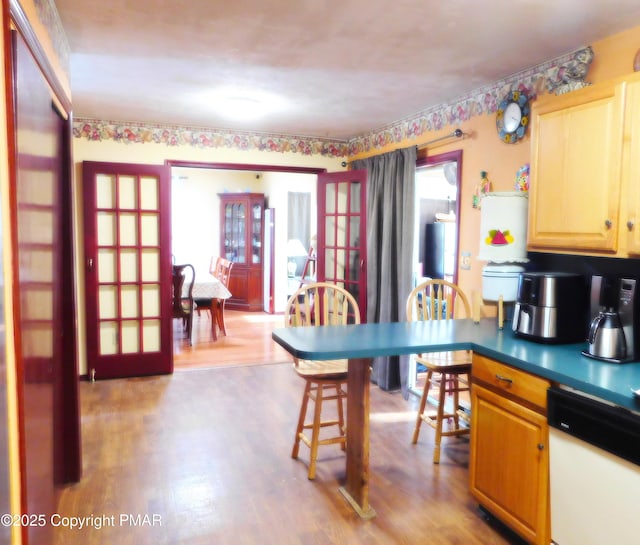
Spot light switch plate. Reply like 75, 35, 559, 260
460, 251, 471, 270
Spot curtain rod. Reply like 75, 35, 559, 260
417, 128, 466, 150
343, 128, 468, 166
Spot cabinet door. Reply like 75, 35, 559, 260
528, 81, 625, 252
470, 383, 549, 545
624, 80, 640, 254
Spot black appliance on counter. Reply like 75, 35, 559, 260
512, 272, 588, 343
583, 275, 639, 362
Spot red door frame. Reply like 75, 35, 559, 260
316, 170, 368, 321
83, 161, 173, 379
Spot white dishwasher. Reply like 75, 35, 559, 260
547, 386, 640, 545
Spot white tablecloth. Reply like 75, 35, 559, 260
187, 280, 232, 300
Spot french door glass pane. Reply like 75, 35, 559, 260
350, 217, 360, 246
99, 322, 118, 355
96, 174, 115, 208
121, 322, 139, 353
121, 286, 139, 319
118, 175, 137, 209
141, 214, 159, 245
97, 212, 116, 245
140, 176, 158, 209
337, 216, 347, 246
325, 216, 335, 246
142, 320, 161, 351
351, 183, 361, 213
326, 184, 336, 214
98, 249, 116, 282
142, 285, 160, 316
120, 250, 138, 282
141, 249, 159, 282
119, 214, 138, 245
98, 286, 117, 319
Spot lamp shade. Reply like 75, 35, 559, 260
478, 192, 529, 263
286, 238, 308, 257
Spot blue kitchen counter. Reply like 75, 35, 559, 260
272, 318, 640, 412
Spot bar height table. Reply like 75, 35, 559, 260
272, 319, 478, 519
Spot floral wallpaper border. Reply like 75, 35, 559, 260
72, 120, 350, 157
73, 48, 590, 158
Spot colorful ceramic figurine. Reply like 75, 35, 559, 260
473, 170, 492, 209
514, 164, 529, 192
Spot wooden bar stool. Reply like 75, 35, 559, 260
406, 279, 472, 463
285, 281, 360, 480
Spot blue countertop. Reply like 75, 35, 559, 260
272, 318, 640, 413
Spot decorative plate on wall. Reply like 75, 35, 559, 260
496, 90, 530, 144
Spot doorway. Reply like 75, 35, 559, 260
408, 150, 462, 395
167, 161, 322, 362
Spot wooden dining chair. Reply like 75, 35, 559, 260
406, 278, 472, 463
194, 257, 234, 340
172, 263, 195, 345
211, 257, 233, 337
285, 281, 361, 480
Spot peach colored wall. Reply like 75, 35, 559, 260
348, 24, 640, 316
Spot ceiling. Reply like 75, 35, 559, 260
54, 0, 640, 141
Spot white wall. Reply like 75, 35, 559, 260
170, 167, 262, 280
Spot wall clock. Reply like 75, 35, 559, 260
496, 90, 530, 144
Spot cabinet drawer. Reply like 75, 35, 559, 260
472, 354, 550, 410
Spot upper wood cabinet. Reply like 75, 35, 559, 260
528, 79, 626, 253
622, 79, 640, 255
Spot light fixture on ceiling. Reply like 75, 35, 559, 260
219, 96, 264, 121
202, 87, 287, 122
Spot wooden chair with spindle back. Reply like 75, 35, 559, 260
285, 281, 361, 480
406, 278, 472, 463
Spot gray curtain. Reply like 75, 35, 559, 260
353, 146, 416, 393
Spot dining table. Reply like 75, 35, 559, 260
188, 279, 233, 340
272, 317, 640, 520
191, 280, 232, 301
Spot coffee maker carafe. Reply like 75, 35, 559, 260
583, 276, 638, 363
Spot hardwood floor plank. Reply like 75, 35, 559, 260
55, 360, 525, 544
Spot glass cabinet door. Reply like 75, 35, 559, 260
224, 202, 246, 263
251, 203, 262, 265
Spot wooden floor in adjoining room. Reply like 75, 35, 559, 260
173, 309, 293, 369
55, 348, 526, 544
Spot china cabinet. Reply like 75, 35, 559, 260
469, 354, 550, 545
219, 193, 264, 311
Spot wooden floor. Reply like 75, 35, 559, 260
173, 309, 293, 369
55, 326, 526, 545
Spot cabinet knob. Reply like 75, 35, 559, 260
537, 443, 545, 451
628, 220, 635, 231
605, 219, 613, 229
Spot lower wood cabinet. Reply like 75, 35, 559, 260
469, 355, 551, 545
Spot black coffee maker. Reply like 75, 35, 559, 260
583, 276, 639, 362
